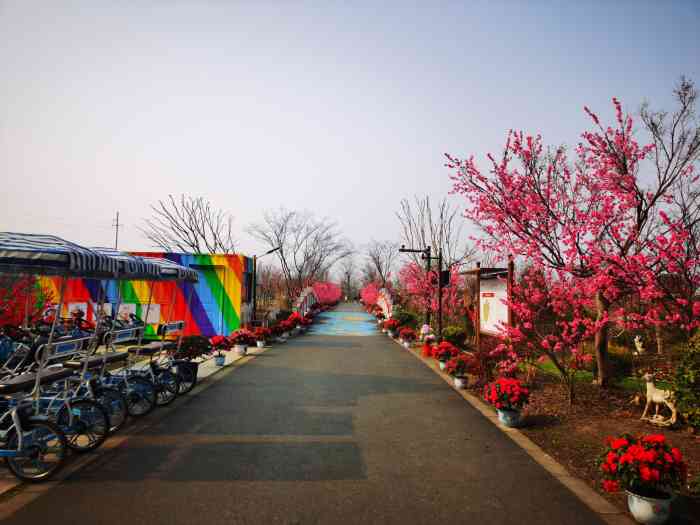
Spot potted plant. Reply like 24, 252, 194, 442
287, 312, 303, 334
434, 341, 459, 370
279, 320, 293, 339
230, 329, 254, 356
399, 327, 416, 348
483, 377, 530, 427
210, 335, 231, 366
271, 323, 286, 343
383, 319, 400, 338
599, 434, 686, 524
254, 327, 271, 348
173, 335, 211, 381
445, 353, 478, 388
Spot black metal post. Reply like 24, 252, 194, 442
252, 254, 257, 324
437, 249, 443, 342
424, 245, 431, 327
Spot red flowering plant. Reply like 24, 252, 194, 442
598, 434, 687, 498
287, 312, 303, 328
253, 327, 272, 342
434, 341, 460, 362
229, 329, 255, 346
483, 377, 530, 411
444, 353, 479, 378
420, 341, 436, 358
210, 335, 232, 357
399, 327, 416, 342
383, 319, 400, 333
279, 320, 294, 334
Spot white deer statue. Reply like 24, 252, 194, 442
639, 372, 677, 426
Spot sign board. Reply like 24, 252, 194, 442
479, 278, 508, 335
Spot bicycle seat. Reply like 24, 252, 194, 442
63, 352, 129, 370
128, 341, 176, 355
0, 368, 74, 395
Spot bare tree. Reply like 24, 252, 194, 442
140, 195, 237, 253
248, 208, 353, 306
396, 196, 475, 267
365, 240, 399, 287
338, 257, 358, 299
640, 77, 700, 352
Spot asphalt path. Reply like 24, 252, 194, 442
2, 303, 603, 524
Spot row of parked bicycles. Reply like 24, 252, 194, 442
0, 233, 200, 483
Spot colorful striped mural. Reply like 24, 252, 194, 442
40, 252, 253, 337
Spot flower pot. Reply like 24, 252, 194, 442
403, 341, 411, 349
214, 355, 225, 366
234, 345, 247, 356
283, 332, 290, 339
626, 490, 672, 524
497, 408, 522, 428
382, 329, 387, 333
439, 361, 447, 371
276, 337, 286, 343
377, 320, 382, 325
454, 377, 467, 389
388, 331, 395, 338
256, 340, 265, 348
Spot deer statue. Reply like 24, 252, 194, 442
639, 372, 677, 426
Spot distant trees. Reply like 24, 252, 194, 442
396, 196, 474, 267
363, 240, 399, 287
248, 208, 353, 306
338, 257, 359, 299
140, 195, 237, 254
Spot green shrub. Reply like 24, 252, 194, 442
392, 310, 419, 329
443, 325, 467, 349
672, 332, 700, 431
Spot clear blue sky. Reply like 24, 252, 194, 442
1, 1, 698, 256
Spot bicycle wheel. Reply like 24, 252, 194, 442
5, 420, 67, 482
56, 399, 109, 453
175, 362, 197, 395
122, 375, 156, 417
154, 369, 179, 406
94, 386, 128, 433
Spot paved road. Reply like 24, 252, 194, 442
3, 303, 603, 524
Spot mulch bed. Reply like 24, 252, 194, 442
466, 373, 700, 523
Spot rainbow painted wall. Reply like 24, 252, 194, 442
40, 253, 253, 337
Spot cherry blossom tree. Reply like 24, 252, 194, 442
447, 82, 699, 386
397, 262, 464, 321
313, 282, 342, 305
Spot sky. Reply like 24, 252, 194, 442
1, 1, 699, 260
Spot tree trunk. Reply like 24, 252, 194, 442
655, 323, 664, 355
594, 291, 610, 387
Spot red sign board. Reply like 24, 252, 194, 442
481, 292, 495, 298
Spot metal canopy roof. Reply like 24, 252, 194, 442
0, 232, 118, 277
0, 233, 198, 282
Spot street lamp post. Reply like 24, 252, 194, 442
398, 244, 447, 342
252, 246, 281, 325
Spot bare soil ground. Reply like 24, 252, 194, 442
468, 373, 700, 524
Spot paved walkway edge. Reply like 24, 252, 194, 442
0, 343, 273, 507
391, 337, 634, 525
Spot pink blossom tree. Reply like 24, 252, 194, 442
447, 82, 699, 386
313, 282, 342, 305
360, 282, 380, 307
397, 262, 464, 321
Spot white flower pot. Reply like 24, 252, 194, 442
626, 491, 673, 524
388, 331, 395, 338
382, 329, 387, 333
276, 337, 286, 343
403, 341, 410, 349
454, 377, 467, 389
439, 361, 447, 371
256, 340, 265, 348
234, 345, 247, 356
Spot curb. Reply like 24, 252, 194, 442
0, 344, 272, 516
390, 336, 634, 525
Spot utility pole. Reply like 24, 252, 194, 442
437, 249, 443, 342
113, 211, 121, 249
